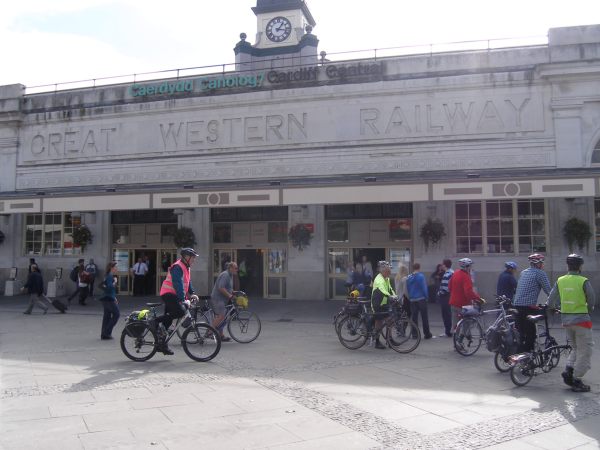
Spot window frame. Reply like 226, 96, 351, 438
23, 212, 82, 257
454, 199, 547, 255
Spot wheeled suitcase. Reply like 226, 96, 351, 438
51, 298, 67, 313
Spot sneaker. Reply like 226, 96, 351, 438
424, 334, 434, 339
23, 311, 31, 315
158, 344, 174, 355
561, 367, 574, 386
375, 341, 387, 350
220, 336, 231, 342
571, 378, 591, 393
100, 335, 113, 340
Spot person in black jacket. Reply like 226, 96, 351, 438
23, 264, 51, 314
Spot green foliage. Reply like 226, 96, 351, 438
563, 217, 592, 251
173, 227, 197, 249
72, 225, 92, 252
288, 224, 313, 251
420, 218, 446, 251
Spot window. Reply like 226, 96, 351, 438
455, 199, 546, 254
595, 198, 600, 252
592, 141, 600, 164
455, 202, 482, 253
24, 213, 81, 256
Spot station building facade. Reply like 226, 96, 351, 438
1, 1, 600, 300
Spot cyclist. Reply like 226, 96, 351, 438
513, 253, 551, 352
370, 261, 397, 350
156, 247, 200, 355
496, 261, 518, 301
546, 254, 596, 392
448, 258, 480, 333
210, 261, 238, 342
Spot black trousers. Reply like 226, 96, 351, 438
156, 293, 186, 330
515, 305, 538, 352
133, 275, 145, 296
437, 292, 452, 336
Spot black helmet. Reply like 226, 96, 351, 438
566, 253, 583, 267
180, 248, 199, 258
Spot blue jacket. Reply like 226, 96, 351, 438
496, 270, 517, 300
406, 272, 428, 302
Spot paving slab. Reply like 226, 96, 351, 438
1, 295, 599, 449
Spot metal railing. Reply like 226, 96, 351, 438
24, 34, 547, 95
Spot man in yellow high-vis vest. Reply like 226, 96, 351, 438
547, 254, 596, 392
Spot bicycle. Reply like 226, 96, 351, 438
453, 295, 516, 358
197, 291, 262, 343
120, 299, 221, 362
509, 305, 571, 387
333, 296, 363, 334
336, 297, 421, 353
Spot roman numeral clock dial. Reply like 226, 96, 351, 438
265, 16, 292, 42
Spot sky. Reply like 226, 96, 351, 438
2, 0, 599, 90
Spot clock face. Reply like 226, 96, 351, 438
265, 16, 292, 42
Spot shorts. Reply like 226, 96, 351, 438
210, 297, 226, 315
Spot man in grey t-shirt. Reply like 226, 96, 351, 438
210, 262, 238, 342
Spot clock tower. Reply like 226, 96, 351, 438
235, 0, 319, 70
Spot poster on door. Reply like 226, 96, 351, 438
113, 250, 130, 272
268, 249, 286, 273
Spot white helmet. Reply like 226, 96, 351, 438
458, 258, 473, 269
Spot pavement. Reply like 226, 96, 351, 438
1, 294, 599, 450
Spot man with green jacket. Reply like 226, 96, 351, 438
547, 254, 596, 392
371, 261, 397, 349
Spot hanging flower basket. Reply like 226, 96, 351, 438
288, 224, 313, 251
174, 227, 197, 249
72, 225, 93, 252
420, 218, 446, 251
563, 217, 591, 251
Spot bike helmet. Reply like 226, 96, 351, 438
504, 261, 517, 270
458, 258, 473, 269
378, 261, 392, 270
528, 253, 545, 265
566, 253, 584, 268
180, 247, 199, 258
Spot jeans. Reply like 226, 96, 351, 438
101, 299, 120, 338
410, 299, 431, 338
437, 292, 452, 336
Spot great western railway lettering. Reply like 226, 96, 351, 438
29, 128, 117, 158
360, 98, 532, 136
159, 113, 308, 150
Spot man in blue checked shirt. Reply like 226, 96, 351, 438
513, 253, 552, 352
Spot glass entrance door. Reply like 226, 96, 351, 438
265, 248, 286, 298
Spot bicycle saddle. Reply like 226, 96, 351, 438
146, 302, 163, 307
526, 314, 545, 322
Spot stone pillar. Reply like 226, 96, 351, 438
0, 84, 25, 288
287, 204, 325, 300
181, 208, 211, 295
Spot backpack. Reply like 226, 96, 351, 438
69, 266, 79, 282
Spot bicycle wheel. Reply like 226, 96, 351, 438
510, 357, 534, 386
181, 323, 222, 362
228, 310, 262, 343
337, 316, 368, 350
386, 317, 421, 354
120, 323, 158, 362
494, 352, 512, 373
544, 337, 561, 368
453, 318, 483, 356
